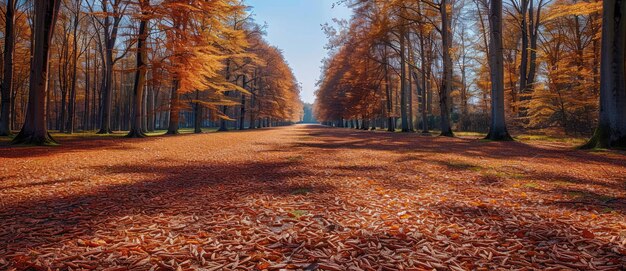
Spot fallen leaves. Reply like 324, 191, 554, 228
582, 229, 596, 239
0, 125, 625, 270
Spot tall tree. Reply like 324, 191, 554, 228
486, 0, 513, 140
87, 0, 129, 134
0, 0, 16, 136
12, 0, 62, 145
127, 0, 150, 138
582, 0, 626, 149
399, 13, 410, 132
65, 0, 84, 134
515, 0, 544, 118
439, 0, 454, 137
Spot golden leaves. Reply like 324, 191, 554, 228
544, 1, 603, 21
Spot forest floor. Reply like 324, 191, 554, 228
1, 124, 625, 270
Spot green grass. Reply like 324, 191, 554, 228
455, 131, 487, 137
514, 134, 587, 145
343, 126, 591, 144
288, 210, 308, 219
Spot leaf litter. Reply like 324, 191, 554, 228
0, 125, 625, 270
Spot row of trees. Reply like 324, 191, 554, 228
314, 0, 625, 148
0, 0, 303, 145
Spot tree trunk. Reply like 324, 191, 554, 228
518, 0, 529, 116
485, 0, 513, 141
194, 90, 202, 133
97, 1, 123, 134
418, 14, 429, 134
399, 20, 410, 132
59, 85, 67, 132
407, 32, 415, 132
439, 0, 454, 137
66, 3, 80, 134
98, 56, 114, 133
13, 0, 61, 145
84, 42, 91, 131
0, 0, 16, 136
583, 0, 626, 149
127, 4, 148, 138
239, 75, 247, 130
384, 54, 394, 132
147, 86, 155, 132
218, 61, 231, 132
167, 80, 180, 134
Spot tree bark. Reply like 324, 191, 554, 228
84, 40, 91, 131
0, 0, 16, 136
399, 18, 410, 132
13, 0, 61, 145
384, 53, 394, 132
485, 0, 513, 141
418, 15, 429, 134
97, 0, 124, 134
127, 1, 149, 138
407, 32, 415, 132
194, 90, 202, 133
66, 0, 81, 134
518, 0, 529, 113
218, 60, 231, 132
239, 75, 247, 130
147, 85, 155, 131
439, 0, 454, 137
166, 80, 180, 134
583, 0, 626, 149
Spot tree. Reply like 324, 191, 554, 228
0, 0, 16, 136
514, 0, 545, 120
127, 0, 150, 138
582, 0, 626, 149
439, 0, 455, 137
87, 0, 129, 134
65, 0, 85, 134
526, 1, 601, 134
485, 0, 513, 140
12, 0, 61, 145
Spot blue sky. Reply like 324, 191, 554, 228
245, 0, 352, 104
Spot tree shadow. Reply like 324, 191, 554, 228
0, 160, 333, 261
0, 126, 297, 159
297, 126, 626, 166
416, 202, 626, 269
0, 177, 83, 191
0, 136, 150, 158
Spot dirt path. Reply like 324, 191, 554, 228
1, 125, 625, 270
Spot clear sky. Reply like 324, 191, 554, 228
245, 0, 352, 104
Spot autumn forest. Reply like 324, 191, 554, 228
0, 0, 625, 270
